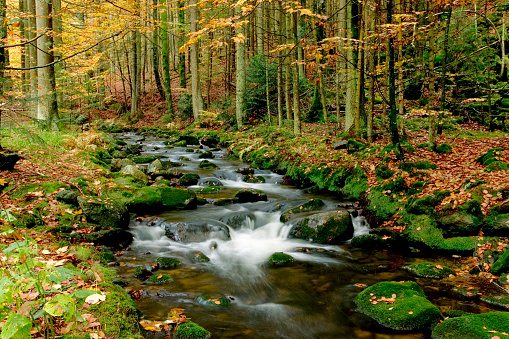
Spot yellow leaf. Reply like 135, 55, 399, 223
0, 179, 7, 185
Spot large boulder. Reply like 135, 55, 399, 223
163, 222, 230, 242
484, 212, 509, 236
355, 281, 442, 331
55, 189, 79, 206
289, 210, 353, 244
431, 312, 509, 339
110, 158, 136, 172
147, 159, 164, 174
233, 188, 268, 203
199, 160, 218, 169
77, 196, 129, 229
120, 165, 148, 185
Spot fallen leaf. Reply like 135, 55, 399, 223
85, 294, 106, 305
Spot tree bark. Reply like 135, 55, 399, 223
153, 0, 166, 101
161, 5, 175, 115
189, 0, 203, 120
292, 12, 301, 136
235, 8, 246, 128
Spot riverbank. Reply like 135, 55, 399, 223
1, 116, 509, 337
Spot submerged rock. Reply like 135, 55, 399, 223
289, 210, 353, 244
268, 252, 295, 267
432, 312, 509, 339
354, 281, 442, 331
134, 266, 152, 280
402, 262, 455, 279
163, 222, 230, 242
199, 160, 217, 169
219, 212, 255, 229
145, 274, 174, 285
196, 294, 231, 307
156, 257, 182, 269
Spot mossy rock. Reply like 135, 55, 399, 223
435, 143, 452, 154
130, 155, 160, 164
499, 273, 509, 285
436, 212, 481, 237
407, 191, 450, 215
156, 257, 182, 269
375, 164, 395, 180
134, 266, 153, 280
354, 281, 442, 331
178, 135, 200, 146
195, 294, 231, 307
198, 160, 218, 169
280, 198, 326, 222
236, 167, 254, 175
174, 322, 211, 339
268, 252, 295, 267
77, 196, 130, 229
198, 151, 214, 159
485, 161, 509, 172
54, 189, 79, 206
89, 287, 142, 339
112, 278, 128, 287
233, 188, 268, 203
192, 252, 210, 262
402, 262, 455, 279
145, 274, 173, 285
289, 210, 353, 244
85, 228, 134, 249
214, 198, 237, 206
480, 293, 509, 309
431, 312, 509, 339
174, 140, 187, 147
342, 168, 369, 200
119, 165, 148, 185
180, 173, 200, 186
196, 186, 221, 194
179, 156, 191, 162
243, 175, 265, 183
491, 250, 509, 275
350, 234, 385, 249
365, 188, 400, 222
476, 148, 505, 165
159, 187, 197, 209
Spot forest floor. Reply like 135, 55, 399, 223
1, 108, 509, 336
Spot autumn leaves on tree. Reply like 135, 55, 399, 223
0, 0, 506, 150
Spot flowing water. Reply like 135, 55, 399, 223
112, 133, 462, 339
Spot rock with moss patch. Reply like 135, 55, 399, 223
402, 262, 455, 279
159, 187, 197, 210
78, 196, 130, 229
178, 135, 200, 146
214, 198, 237, 206
147, 159, 164, 174
280, 198, 325, 222
268, 252, 295, 267
236, 167, 254, 175
120, 165, 148, 185
289, 210, 353, 244
491, 250, 509, 275
355, 281, 442, 331
112, 278, 128, 287
196, 294, 231, 307
233, 188, 268, 203
435, 143, 452, 154
243, 175, 265, 183
219, 212, 255, 229
145, 274, 173, 285
156, 257, 182, 269
174, 322, 211, 339
180, 173, 200, 186
84, 228, 133, 249
196, 186, 221, 194
350, 234, 385, 249
110, 158, 136, 172
164, 222, 230, 242
192, 252, 210, 262
198, 160, 218, 169
134, 266, 153, 280
476, 148, 505, 165
431, 311, 509, 339
55, 189, 79, 206
436, 212, 481, 237
198, 151, 214, 159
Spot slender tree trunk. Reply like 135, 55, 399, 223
337, 0, 347, 128
345, 1, 357, 132
367, 1, 377, 143
387, 0, 403, 159
27, 0, 37, 105
285, 10, 292, 120
35, 0, 58, 126
178, 0, 186, 88
235, 8, 246, 128
292, 12, 301, 136
438, 4, 452, 135
189, 0, 203, 120
277, 0, 283, 126
0, 0, 5, 127
161, 4, 175, 115
130, 29, 142, 120
153, 0, 166, 101
397, 0, 404, 115
502, 10, 506, 77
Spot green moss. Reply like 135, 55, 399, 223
134, 267, 152, 280
350, 234, 385, 249
89, 287, 142, 339
431, 312, 509, 339
280, 198, 325, 222
192, 252, 210, 262
214, 198, 237, 206
491, 250, 509, 275
195, 294, 231, 307
355, 281, 442, 331
375, 164, 395, 180
112, 174, 146, 188
366, 188, 399, 222
485, 161, 509, 172
402, 262, 455, 279
180, 173, 200, 186
268, 252, 295, 267
196, 186, 221, 194
174, 322, 211, 339
342, 168, 369, 200
243, 175, 266, 183
156, 257, 182, 269
435, 143, 452, 154
129, 155, 160, 164
159, 187, 197, 209
476, 148, 505, 165
382, 176, 408, 193
145, 274, 173, 284
174, 140, 187, 147
198, 160, 218, 169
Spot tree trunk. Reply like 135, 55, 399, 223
344, 1, 357, 132
438, 4, 452, 135
178, 0, 186, 88
277, 0, 283, 126
35, 0, 58, 127
189, 0, 203, 120
153, 0, 166, 101
285, 10, 292, 120
387, 0, 403, 160
292, 12, 301, 136
161, 5, 175, 115
235, 9, 246, 128
27, 0, 37, 104
130, 29, 142, 120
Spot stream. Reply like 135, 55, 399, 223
111, 133, 479, 339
